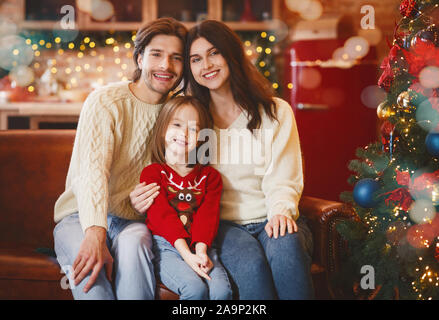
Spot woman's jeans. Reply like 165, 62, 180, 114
152, 235, 233, 300
53, 213, 156, 300
214, 216, 314, 300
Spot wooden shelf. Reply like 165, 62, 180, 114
18, 0, 281, 32
225, 20, 281, 31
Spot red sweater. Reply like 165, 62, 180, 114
139, 163, 223, 248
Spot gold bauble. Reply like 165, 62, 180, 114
397, 90, 416, 108
377, 102, 396, 119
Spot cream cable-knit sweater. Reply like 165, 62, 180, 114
210, 97, 303, 225
54, 81, 163, 232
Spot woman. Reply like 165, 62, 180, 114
131, 20, 314, 300
184, 20, 313, 300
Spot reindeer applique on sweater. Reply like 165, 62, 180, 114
139, 163, 223, 248
161, 170, 206, 233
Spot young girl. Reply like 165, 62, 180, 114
139, 95, 232, 300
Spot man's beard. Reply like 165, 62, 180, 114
143, 70, 181, 95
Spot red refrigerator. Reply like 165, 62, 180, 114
284, 39, 379, 201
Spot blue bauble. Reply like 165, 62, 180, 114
353, 178, 380, 208
426, 133, 439, 157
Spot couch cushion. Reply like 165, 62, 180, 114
0, 244, 62, 281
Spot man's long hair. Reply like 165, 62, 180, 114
132, 17, 187, 82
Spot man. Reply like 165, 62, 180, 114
53, 17, 187, 300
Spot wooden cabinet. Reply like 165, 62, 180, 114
17, 0, 281, 31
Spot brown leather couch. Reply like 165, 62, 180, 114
0, 130, 355, 300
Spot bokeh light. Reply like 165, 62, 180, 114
298, 68, 322, 89
76, 0, 93, 13
416, 98, 439, 132
344, 36, 370, 59
8, 66, 35, 87
358, 28, 383, 46
419, 66, 439, 89
360, 85, 387, 109
406, 222, 435, 249
409, 199, 436, 225
0, 35, 34, 71
91, 0, 115, 22
299, 0, 323, 21
267, 19, 289, 42
0, 16, 18, 38
332, 47, 350, 61
285, 0, 311, 13
52, 23, 80, 43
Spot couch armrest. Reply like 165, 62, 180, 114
299, 196, 357, 296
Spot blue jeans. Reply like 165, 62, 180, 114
53, 213, 156, 300
214, 216, 314, 300
152, 235, 233, 300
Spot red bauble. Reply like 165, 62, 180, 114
399, 0, 417, 17
378, 44, 403, 91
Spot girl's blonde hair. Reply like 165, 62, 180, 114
148, 95, 213, 167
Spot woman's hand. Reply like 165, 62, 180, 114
129, 182, 160, 215
265, 214, 298, 239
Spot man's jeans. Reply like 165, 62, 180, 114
214, 216, 314, 300
53, 213, 156, 300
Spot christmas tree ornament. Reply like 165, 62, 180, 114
417, 25, 439, 46
410, 25, 439, 48
400, 0, 418, 18
380, 120, 398, 157
353, 178, 380, 208
397, 90, 418, 114
377, 102, 396, 119
397, 90, 416, 107
426, 132, 439, 156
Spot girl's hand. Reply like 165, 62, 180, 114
129, 182, 160, 215
182, 252, 212, 281
195, 242, 213, 274
265, 214, 298, 239
198, 254, 213, 274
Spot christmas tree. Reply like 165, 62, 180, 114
337, 0, 439, 300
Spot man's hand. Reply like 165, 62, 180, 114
265, 214, 298, 239
72, 226, 113, 293
129, 182, 160, 215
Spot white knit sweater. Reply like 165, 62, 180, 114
210, 97, 304, 225
54, 81, 163, 232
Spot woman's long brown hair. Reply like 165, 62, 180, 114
183, 20, 278, 130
